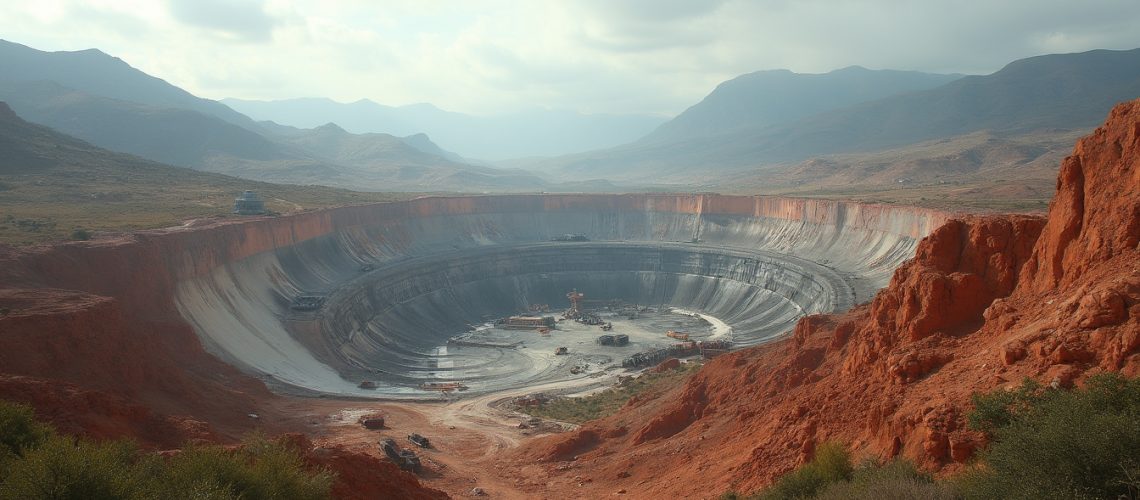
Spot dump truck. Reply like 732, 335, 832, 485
554, 346, 568, 355
380, 438, 422, 472
408, 433, 431, 448
666, 330, 690, 341
358, 414, 385, 429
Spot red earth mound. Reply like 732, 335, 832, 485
515, 99, 1140, 498
279, 433, 449, 500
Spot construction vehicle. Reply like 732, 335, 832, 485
601, 322, 613, 331
290, 294, 325, 311
380, 438, 400, 460
666, 330, 690, 341
408, 433, 431, 448
501, 315, 556, 329
381, 438, 422, 472
420, 381, 469, 392
358, 414, 385, 429
554, 346, 568, 355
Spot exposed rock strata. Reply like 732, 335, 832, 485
519, 100, 1140, 498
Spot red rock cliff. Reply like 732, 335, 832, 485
514, 100, 1140, 498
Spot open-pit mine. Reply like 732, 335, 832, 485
168, 194, 949, 399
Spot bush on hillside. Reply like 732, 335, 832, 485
0, 401, 334, 500
814, 458, 952, 500
755, 441, 852, 500
958, 373, 1140, 500
0, 402, 52, 459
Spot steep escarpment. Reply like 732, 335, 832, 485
516, 100, 1140, 498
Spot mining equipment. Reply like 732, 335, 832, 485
408, 433, 431, 448
577, 313, 604, 325
358, 380, 377, 389
380, 438, 400, 459
289, 294, 325, 311
666, 330, 690, 341
233, 190, 266, 215
400, 451, 422, 472
381, 438, 422, 472
420, 381, 469, 392
501, 315, 556, 330
601, 322, 613, 331
565, 289, 585, 319
554, 346, 568, 355
358, 414, 385, 429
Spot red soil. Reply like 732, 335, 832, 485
514, 99, 1140, 498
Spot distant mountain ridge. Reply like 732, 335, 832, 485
0, 39, 257, 130
223, 97, 667, 160
0, 39, 541, 191
642, 66, 962, 143
535, 47, 1140, 183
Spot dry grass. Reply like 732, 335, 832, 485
0, 152, 421, 245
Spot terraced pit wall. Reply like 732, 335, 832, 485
158, 195, 948, 396
0, 194, 951, 400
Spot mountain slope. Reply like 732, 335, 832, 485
643, 66, 961, 143
224, 97, 667, 160
0, 101, 409, 244
539, 48, 1140, 184
0, 39, 256, 130
0, 80, 300, 168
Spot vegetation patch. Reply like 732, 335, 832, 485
956, 373, 1140, 500
0, 400, 334, 500
525, 362, 701, 424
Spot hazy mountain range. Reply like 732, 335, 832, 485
1, 37, 1138, 199
642, 66, 962, 143
525, 48, 1140, 188
223, 97, 666, 161
0, 39, 546, 191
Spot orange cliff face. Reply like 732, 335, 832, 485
514, 100, 1140, 498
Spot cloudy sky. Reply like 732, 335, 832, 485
3, 0, 1140, 116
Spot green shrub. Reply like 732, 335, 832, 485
815, 459, 952, 500
0, 436, 147, 500
69, 229, 91, 241
958, 373, 1140, 500
0, 401, 334, 500
155, 434, 332, 500
756, 442, 852, 500
0, 402, 53, 459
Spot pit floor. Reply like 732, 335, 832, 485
434, 307, 727, 388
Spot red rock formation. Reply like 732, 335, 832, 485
277, 434, 448, 500
516, 100, 1140, 498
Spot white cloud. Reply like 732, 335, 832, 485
0, 0, 1138, 116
